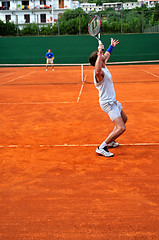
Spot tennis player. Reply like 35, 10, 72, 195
89, 38, 127, 157
46, 49, 54, 71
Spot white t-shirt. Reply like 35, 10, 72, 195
94, 66, 116, 105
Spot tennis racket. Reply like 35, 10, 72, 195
88, 15, 103, 45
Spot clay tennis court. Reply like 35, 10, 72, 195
0, 64, 159, 239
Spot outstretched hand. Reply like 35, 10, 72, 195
111, 38, 119, 47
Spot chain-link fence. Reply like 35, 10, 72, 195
1, 10, 159, 36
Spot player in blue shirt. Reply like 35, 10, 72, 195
46, 49, 54, 71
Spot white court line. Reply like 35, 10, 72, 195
76, 75, 87, 103
43, 143, 159, 147
0, 99, 159, 105
142, 69, 159, 78
0, 143, 159, 148
0, 71, 35, 85
121, 100, 159, 103
0, 101, 75, 105
0, 73, 14, 78
77, 83, 84, 103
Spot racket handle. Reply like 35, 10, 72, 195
98, 40, 104, 51
98, 40, 102, 45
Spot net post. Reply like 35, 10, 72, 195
81, 64, 84, 83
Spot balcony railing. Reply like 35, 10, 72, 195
0, 5, 61, 11
35, 5, 52, 9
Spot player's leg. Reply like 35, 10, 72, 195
107, 101, 127, 146
46, 59, 49, 71
52, 60, 54, 71
107, 109, 127, 146
121, 110, 127, 124
96, 102, 127, 157
96, 116, 125, 157
106, 109, 127, 148
105, 116, 126, 145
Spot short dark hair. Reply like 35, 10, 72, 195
89, 51, 98, 66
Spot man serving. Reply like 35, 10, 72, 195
89, 38, 128, 157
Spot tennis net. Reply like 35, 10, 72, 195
0, 61, 159, 85
0, 64, 86, 85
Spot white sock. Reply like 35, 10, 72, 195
99, 141, 107, 149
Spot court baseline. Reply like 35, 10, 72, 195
0, 143, 159, 148
0, 99, 159, 105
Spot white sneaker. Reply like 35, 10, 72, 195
52, 69, 54, 71
107, 141, 119, 148
46, 69, 48, 71
96, 146, 114, 157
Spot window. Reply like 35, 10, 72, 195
40, 14, 46, 23
6, 15, 11, 22
59, 0, 64, 8
22, 1, 29, 5
24, 14, 30, 23
40, 0, 46, 4
2, 1, 10, 10
22, 1, 29, 10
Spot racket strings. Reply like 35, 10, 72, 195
89, 17, 101, 36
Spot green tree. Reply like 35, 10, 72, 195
0, 20, 17, 36
59, 8, 89, 35
122, 11, 142, 33
80, 14, 89, 33
21, 23, 38, 35
60, 8, 86, 21
154, 3, 159, 23
0, 20, 5, 36
40, 24, 58, 35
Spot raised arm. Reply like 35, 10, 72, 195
104, 38, 119, 63
95, 44, 105, 83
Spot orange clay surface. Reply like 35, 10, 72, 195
0, 65, 159, 239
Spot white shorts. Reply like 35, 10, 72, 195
100, 101, 123, 121
47, 58, 53, 64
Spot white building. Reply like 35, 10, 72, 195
80, 3, 102, 13
72, 0, 80, 9
79, 2, 121, 13
79, 0, 159, 12
123, 2, 141, 9
80, 3, 96, 13
0, 0, 73, 28
103, 2, 123, 12
138, 0, 159, 7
